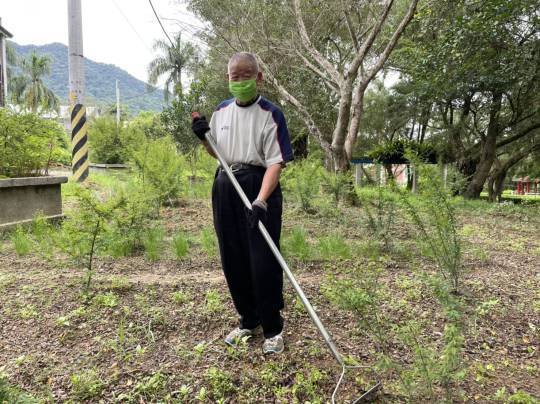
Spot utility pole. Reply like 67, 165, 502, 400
68, 0, 88, 182
116, 79, 120, 126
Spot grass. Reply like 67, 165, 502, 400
1, 168, 539, 402
284, 226, 311, 261
172, 231, 190, 259
143, 226, 165, 262
11, 226, 31, 256
70, 369, 104, 400
199, 227, 217, 257
317, 233, 351, 260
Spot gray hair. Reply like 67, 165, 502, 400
228, 52, 259, 75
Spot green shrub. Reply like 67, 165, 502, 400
70, 369, 104, 400
172, 231, 189, 259
11, 226, 31, 256
317, 234, 350, 260
400, 164, 463, 292
105, 184, 159, 257
143, 226, 165, 262
57, 187, 125, 296
132, 136, 186, 204
320, 170, 351, 204
206, 367, 235, 400
282, 157, 322, 213
205, 290, 222, 314
0, 375, 39, 403
359, 184, 397, 250
283, 226, 311, 261
87, 115, 145, 164
199, 227, 217, 257
0, 108, 69, 177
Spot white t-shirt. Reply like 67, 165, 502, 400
208, 96, 294, 168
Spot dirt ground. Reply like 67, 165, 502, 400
0, 194, 538, 403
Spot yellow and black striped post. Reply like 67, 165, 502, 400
70, 103, 89, 182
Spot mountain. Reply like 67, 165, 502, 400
9, 41, 165, 114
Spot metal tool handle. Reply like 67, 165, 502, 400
200, 126, 344, 366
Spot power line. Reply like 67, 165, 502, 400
148, 0, 175, 48
111, 0, 153, 53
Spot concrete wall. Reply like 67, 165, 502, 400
0, 176, 68, 229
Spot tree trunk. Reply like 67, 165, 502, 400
463, 91, 502, 199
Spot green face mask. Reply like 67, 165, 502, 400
229, 79, 257, 103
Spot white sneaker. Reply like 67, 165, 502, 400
262, 333, 284, 354
224, 326, 261, 347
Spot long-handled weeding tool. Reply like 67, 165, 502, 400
192, 112, 381, 403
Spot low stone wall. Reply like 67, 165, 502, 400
0, 176, 68, 230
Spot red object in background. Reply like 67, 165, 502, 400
517, 177, 522, 195
524, 176, 531, 194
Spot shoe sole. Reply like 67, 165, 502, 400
262, 346, 284, 354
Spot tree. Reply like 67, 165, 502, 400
147, 33, 198, 102
8, 51, 59, 113
187, 0, 419, 171
391, 0, 540, 198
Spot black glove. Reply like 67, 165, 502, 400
191, 116, 210, 140
245, 199, 268, 228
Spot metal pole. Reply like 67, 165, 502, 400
204, 134, 344, 366
68, 0, 89, 182
116, 79, 120, 126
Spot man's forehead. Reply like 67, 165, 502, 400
229, 59, 256, 72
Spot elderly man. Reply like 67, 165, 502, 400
191, 52, 293, 354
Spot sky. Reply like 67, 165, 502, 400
0, 0, 206, 84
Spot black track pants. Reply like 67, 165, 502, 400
212, 168, 284, 338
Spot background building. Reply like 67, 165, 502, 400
0, 17, 13, 107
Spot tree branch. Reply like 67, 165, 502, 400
348, 0, 394, 79
496, 121, 540, 149
362, 0, 419, 84
257, 56, 331, 153
293, 0, 343, 86
295, 50, 339, 94
342, 0, 359, 51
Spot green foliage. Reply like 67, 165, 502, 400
172, 291, 189, 305
368, 139, 437, 164
205, 367, 236, 401
57, 187, 125, 296
0, 375, 39, 403
283, 226, 311, 261
359, 184, 397, 250
317, 233, 350, 260
282, 158, 323, 213
8, 50, 59, 113
87, 115, 144, 164
0, 109, 70, 177
132, 136, 186, 204
172, 231, 190, 259
104, 183, 160, 257
199, 227, 217, 257
11, 226, 31, 256
400, 164, 463, 292
147, 32, 198, 102
204, 290, 222, 314
70, 369, 104, 400
320, 169, 351, 204
134, 372, 168, 400
128, 111, 168, 140
324, 258, 466, 401
142, 226, 165, 262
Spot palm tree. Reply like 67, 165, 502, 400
9, 51, 59, 113
147, 33, 198, 102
